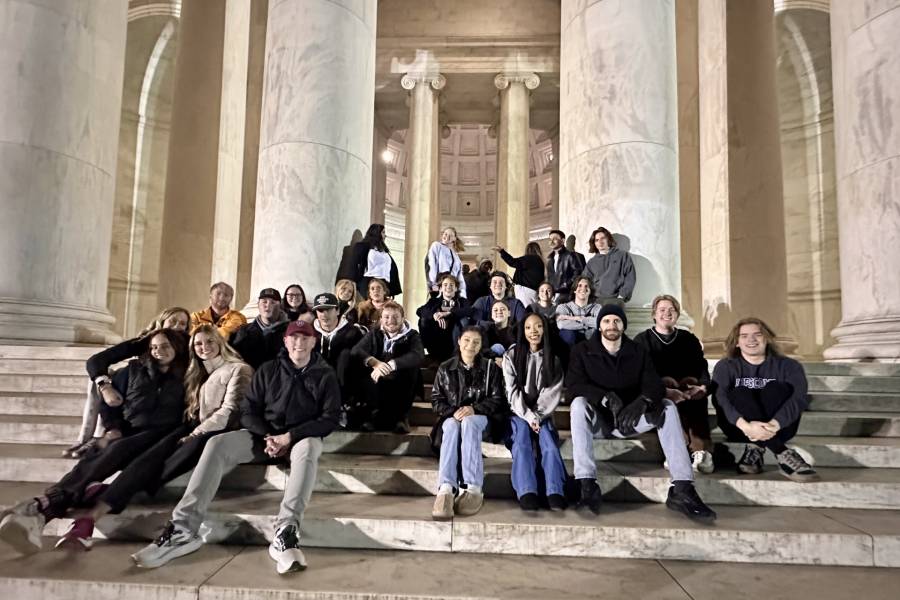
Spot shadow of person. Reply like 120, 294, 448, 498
335, 229, 363, 283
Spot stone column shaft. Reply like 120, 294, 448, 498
401, 73, 444, 315
250, 0, 376, 301
0, 0, 127, 343
698, 0, 796, 354
824, 0, 900, 361
494, 73, 538, 259
560, 0, 680, 330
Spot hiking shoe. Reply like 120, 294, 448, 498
692, 450, 715, 474
269, 524, 307, 574
431, 491, 454, 521
776, 448, 820, 483
547, 494, 568, 511
0, 499, 45, 555
737, 444, 765, 475
666, 484, 717, 522
131, 522, 202, 568
454, 489, 484, 516
55, 517, 94, 551
518, 493, 539, 512
578, 479, 603, 514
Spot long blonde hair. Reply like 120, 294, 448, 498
335, 278, 363, 308
138, 307, 190, 337
183, 324, 245, 420
442, 226, 465, 253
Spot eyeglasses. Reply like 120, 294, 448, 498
285, 293, 302, 299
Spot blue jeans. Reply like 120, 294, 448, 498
569, 396, 694, 482
558, 329, 585, 346
509, 416, 567, 498
438, 415, 488, 489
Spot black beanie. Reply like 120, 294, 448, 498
597, 304, 627, 331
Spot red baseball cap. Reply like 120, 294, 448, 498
284, 320, 318, 338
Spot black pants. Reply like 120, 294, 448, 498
677, 396, 712, 453
360, 370, 417, 429
714, 383, 800, 454
99, 424, 221, 513
43, 426, 173, 519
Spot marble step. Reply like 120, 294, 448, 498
0, 482, 895, 568
406, 403, 900, 437
807, 374, 900, 394
0, 359, 87, 376
6, 448, 899, 509
802, 362, 900, 377
0, 393, 85, 417
807, 392, 900, 413
0, 373, 87, 394
0, 345, 100, 360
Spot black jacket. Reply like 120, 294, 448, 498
240, 351, 341, 443
231, 319, 290, 370
430, 356, 509, 450
350, 240, 402, 296
101, 358, 186, 432
546, 248, 581, 296
565, 335, 664, 425
499, 250, 545, 291
86, 336, 149, 381
416, 295, 472, 327
465, 270, 490, 302
351, 326, 424, 373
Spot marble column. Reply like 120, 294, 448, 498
494, 73, 539, 258
400, 73, 444, 315
698, 0, 796, 355
371, 121, 389, 225
824, 0, 900, 361
559, 0, 680, 331
250, 0, 376, 301
0, 0, 127, 343
156, 0, 227, 310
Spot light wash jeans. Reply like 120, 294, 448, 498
570, 396, 693, 482
172, 429, 323, 533
438, 415, 488, 490
509, 416, 567, 498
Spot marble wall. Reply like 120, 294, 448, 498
0, 0, 127, 343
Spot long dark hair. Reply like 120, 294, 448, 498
282, 283, 310, 317
588, 227, 616, 252
525, 241, 543, 257
512, 313, 558, 388
142, 328, 189, 378
363, 223, 389, 253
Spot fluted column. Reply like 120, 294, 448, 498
697, 0, 796, 355
824, 0, 900, 361
249, 0, 376, 300
401, 73, 444, 314
559, 0, 680, 330
0, 0, 127, 343
494, 73, 539, 258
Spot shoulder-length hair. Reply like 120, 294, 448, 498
569, 275, 595, 301
142, 328, 190, 378
139, 307, 191, 337
512, 312, 558, 388
183, 324, 246, 420
455, 325, 485, 358
282, 283, 310, 315
335, 279, 363, 308
587, 227, 617, 253
525, 241, 543, 257
363, 223, 389, 253
724, 317, 781, 358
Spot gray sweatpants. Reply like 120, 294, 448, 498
171, 429, 323, 534
570, 396, 694, 482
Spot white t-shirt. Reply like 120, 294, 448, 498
365, 249, 392, 280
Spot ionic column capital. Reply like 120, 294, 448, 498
401, 72, 446, 91
494, 72, 540, 91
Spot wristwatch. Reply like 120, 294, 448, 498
95, 375, 112, 389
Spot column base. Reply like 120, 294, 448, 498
824, 317, 900, 363
0, 298, 120, 345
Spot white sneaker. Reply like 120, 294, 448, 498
692, 450, 715, 474
269, 524, 307, 574
132, 522, 202, 568
0, 500, 45, 555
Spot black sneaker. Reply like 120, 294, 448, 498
776, 448, 820, 483
547, 494, 568, 511
269, 524, 307, 574
518, 493, 539, 511
578, 479, 603, 514
666, 483, 717, 522
737, 444, 765, 475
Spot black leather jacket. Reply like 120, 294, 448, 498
546, 248, 581, 296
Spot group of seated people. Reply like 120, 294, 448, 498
0, 224, 819, 576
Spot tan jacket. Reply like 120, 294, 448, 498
190, 359, 253, 436
190, 307, 247, 340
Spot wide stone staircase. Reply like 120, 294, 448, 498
0, 344, 899, 597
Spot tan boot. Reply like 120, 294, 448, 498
454, 489, 484, 516
431, 492, 454, 521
